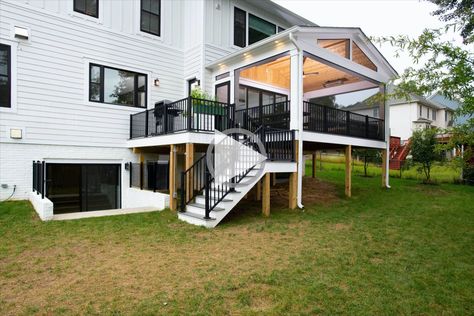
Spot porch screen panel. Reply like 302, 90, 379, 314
248, 14, 276, 45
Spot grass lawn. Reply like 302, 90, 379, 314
1, 170, 473, 315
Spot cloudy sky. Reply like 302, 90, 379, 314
273, 0, 461, 74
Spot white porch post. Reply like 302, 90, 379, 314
290, 48, 304, 208
382, 84, 390, 188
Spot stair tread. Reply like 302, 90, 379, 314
179, 211, 215, 221
188, 203, 225, 212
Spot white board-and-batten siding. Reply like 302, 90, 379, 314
0, 0, 186, 148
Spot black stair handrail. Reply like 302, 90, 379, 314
179, 154, 208, 212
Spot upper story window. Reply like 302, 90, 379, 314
419, 105, 423, 117
74, 0, 98, 18
0, 44, 11, 108
373, 107, 379, 118
234, 7, 282, 47
248, 14, 276, 45
141, 0, 161, 37
89, 64, 147, 108
432, 110, 437, 120
427, 108, 430, 119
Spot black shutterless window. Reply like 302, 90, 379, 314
141, 0, 161, 36
0, 44, 11, 108
248, 14, 276, 45
74, 0, 98, 18
89, 64, 147, 108
234, 7, 246, 47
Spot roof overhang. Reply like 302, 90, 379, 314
206, 26, 398, 83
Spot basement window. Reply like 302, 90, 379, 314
74, 0, 98, 18
89, 64, 147, 108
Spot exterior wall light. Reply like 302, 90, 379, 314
14, 26, 29, 39
154, 78, 160, 86
10, 128, 22, 139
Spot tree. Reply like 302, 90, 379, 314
353, 149, 382, 177
411, 128, 440, 183
375, 1, 474, 175
427, 0, 474, 44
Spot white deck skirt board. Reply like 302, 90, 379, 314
52, 207, 159, 221
127, 132, 215, 148
302, 131, 386, 149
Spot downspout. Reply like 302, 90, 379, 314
383, 83, 391, 188
289, 32, 305, 209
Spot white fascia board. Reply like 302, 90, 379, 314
296, 38, 389, 84
302, 131, 387, 149
126, 132, 215, 148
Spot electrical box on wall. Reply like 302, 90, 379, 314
10, 128, 22, 139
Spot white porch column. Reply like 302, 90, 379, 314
382, 84, 390, 188
290, 47, 304, 208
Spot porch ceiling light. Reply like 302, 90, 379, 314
323, 78, 348, 88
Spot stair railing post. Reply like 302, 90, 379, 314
129, 161, 132, 188
204, 170, 211, 219
187, 96, 192, 131
41, 161, 45, 199
140, 161, 143, 190
145, 109, 149, 138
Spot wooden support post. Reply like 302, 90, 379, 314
185, 143, 194, 201
262, 173, 271, 217
289, 140, 299, 209
256, 179, 262, 201
272, 173, 277, 186
169, 144, 177, 211
345, 145, 352, 197
381, 148, 388, 188
312, 152, 317, 178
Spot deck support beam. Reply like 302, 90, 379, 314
345, 145, 352, 198
262, 173, 271, 216
169, 144, 177, 211
185, 143, 194, 201
312, 152, 317, 178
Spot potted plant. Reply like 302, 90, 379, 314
190, 87, 225, 116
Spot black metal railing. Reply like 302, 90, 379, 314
235, 100, 290, 132
130, 97, 235, 139
303, 101, 385, 141
179, 126, 296, 219
32, 160, 45, 199
129, 161, 169, 192
179, 154, 207, 212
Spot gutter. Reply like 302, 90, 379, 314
289, 32, 305, 209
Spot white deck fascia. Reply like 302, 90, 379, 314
302, 131, 386, 149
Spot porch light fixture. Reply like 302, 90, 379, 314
154, 78, 160, 86
323, 78, 348, 88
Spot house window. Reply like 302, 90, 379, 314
445, 111, 448, 121
215, 81, 230, 104
432, 110, 436, 120
248, 14, 276, 45
373, 107, 379, 118
427, 108, 430, 119
89, 64, 147, 108
419, 105, 423, 117
234, 8, 281, 47
73, 0, 98, 18
141, 0, 161, 37
0, 44, 11, 108
234, 7, 246, 47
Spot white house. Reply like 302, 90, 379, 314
0, 0, 397, 227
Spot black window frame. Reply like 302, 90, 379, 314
248, 13, 277, 46
73, 0, 99, 18
233, 7, 247, 48
215, 81, 231, 104
187, 77, 200, 96
0, 44, 11, 108
239, 84, 288, 110
88, 63, 147, 108
140, 0, 161, 37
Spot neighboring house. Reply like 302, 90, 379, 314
429, 93, 468, 126
0, 0, 397, 227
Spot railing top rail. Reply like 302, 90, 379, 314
303, 100, 384, 122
